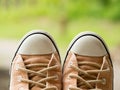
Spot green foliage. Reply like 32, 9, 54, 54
103, 1, 120, 21
0, 0, 120, 49
0, 0, 120, 22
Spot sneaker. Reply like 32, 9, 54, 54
63, 31, 113, 90
10, 30, 62, 90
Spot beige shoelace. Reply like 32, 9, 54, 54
69, 56, 110, 90
17, 55, 58, 90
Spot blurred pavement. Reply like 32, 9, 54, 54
0, 39, 18, 90
0, 39, 18, 69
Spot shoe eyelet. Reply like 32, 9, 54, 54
17, 76, 22, 82
107, 68, 110, 72
70, 62, 73, 65
68, 65, 71, 68
16, 65, 20, 71
68, 85, 72, 90
68, 75, 72, 79
68, 63, 73, 68
18, 87, 24, 90
54, 75, 59, 80
54, 86, 58, 90
102, 78, 106, 85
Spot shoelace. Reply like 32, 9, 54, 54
17, 55, 58, 90
69, 56, 110, 90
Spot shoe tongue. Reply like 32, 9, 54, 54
76, 55, 103, 89
46, 54, 61, 90
77, 55, 103, 70
22, 54, 52, 90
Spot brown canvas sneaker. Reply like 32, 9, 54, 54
63, 31, 113, 90
10, 30, 62, 90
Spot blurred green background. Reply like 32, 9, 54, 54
0, 0, 120, 48
0, 0, 120, 89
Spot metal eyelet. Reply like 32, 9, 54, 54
17, 76, 22, 82
68, 62, 73, 68
16, 64, 20, 71
102, 78, 106, 85
68, 85, 72, 90
18, 87, 24, 90
54, 75, 59, 80
67, 75, 71, 79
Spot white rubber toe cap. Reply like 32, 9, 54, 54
71, 35, 107, 57
18, 33, 56, 55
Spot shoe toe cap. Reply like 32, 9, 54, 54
18, 34, 56, 55
71, 35, 107, 56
